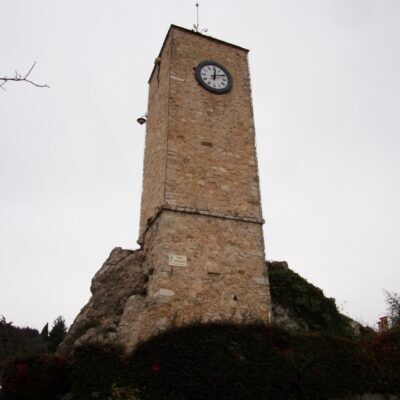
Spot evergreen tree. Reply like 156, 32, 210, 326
40, 322, 49, 341
48, 316, 67, 352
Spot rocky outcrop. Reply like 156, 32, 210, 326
272, 303, 308, 331
59, 247, 146, 354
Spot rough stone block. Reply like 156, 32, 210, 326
155, 288, 175, 297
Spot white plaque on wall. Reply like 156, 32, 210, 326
169, 254, 187, 267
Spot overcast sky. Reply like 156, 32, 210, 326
1, 0, 399, 331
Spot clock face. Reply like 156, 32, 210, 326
195, 60, 232, 94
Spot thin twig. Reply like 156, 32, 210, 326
0, 62, 50, 89
24, 61, 36, 79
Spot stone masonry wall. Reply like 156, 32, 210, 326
61, 213, 270, 354
138, 33, 172, 236
117, 210, 270, 352
165, 28, 262, 221
140, 26, 264, 239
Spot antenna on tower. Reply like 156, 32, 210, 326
193, 2, 208, 34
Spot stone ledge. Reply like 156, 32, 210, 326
138, 204, 265, 244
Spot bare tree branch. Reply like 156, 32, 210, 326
0, 62, 50, 90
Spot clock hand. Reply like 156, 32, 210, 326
213, 67, 216, 80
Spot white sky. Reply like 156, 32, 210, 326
1, 0, 399, 331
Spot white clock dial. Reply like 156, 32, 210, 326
200, 65, 229, 90
195, 60, 232, 94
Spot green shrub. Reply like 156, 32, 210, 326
288, 333, 377, 398
2, 324, 399, 399
0, 317, 47, 384
125, 324, 299, 400
360, 327, 400, 393
122, 323, 397, 400
2, 355, 69, 400
69, 343, 125, 399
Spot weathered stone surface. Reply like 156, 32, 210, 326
59, 247, 145, 353
155, 288, 175, 297
138, 26, 264, 241
115, 211, 271, 352
272, 304, 309, 332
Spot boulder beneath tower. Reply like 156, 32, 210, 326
58, 247, 146, 355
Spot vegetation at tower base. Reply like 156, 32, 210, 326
268, 261, 359, 337
1, 265, 398, 399
2, 324, 400, 400
1, 355, 69, 400
0, 317, 46, 386
0, 316, 67, 389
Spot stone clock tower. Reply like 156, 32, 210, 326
61, 25, 271, 354
127, 25, 271, 343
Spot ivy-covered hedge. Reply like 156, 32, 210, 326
360, 327, 400, 393
124, 324, 398, 400
70, 344, 125, 400
2, 323, 399, 400
1, 355, 69, 400
268, 261, 355, 336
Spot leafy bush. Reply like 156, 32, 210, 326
0, 317, 47, 385
123, 323, 387, 400
69, 343, 125, 399
360, 327, 400, 393
2, 324, 399, 399
288, 333, 377, 398
2, 355, 69, 400
124, 324, 293, 399
0, 315, 68, 383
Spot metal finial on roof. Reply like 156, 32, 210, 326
193, 2, 208, 34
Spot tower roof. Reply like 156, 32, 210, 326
148, 24, 249, 83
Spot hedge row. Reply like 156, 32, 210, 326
2, 323, 399, 400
